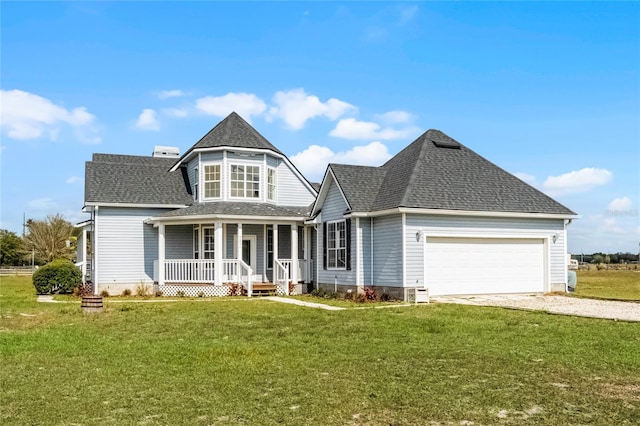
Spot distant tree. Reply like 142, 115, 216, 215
604, 255, 611, 264
609, 253, 619, 264
0, 229, 24, 266
23, 214, 75, 264
591, 254, 604, 264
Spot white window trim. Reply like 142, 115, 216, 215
202, 226, 215, 259
229, 163, 262, 200
326, 219, 347, 270
233, 234, 257, 270
202, 163, 222, 201
267, 167, 277, 203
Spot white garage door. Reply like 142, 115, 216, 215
425, 237, 545, 296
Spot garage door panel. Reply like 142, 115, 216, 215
425, 237, 544, 296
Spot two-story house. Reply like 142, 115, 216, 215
77, 112, 577, 299
79, 112, 317, 297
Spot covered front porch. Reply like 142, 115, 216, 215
153, 221, 315, 297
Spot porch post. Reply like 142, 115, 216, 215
290, 223, 298, 295
81, 228, 87, 284
303, 226, 309, 283
273, 224, 279, 276
214, 221, 223, 285
158, 223, 165, 286
236, 223, 243, 282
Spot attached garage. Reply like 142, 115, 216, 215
424, 237, 546, 296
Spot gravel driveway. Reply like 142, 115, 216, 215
432, 294, 640, 322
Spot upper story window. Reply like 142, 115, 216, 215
267, 168, 276, 202
193, 167, 199, 200
230, 164, 260, 198
204, 164, 221, 198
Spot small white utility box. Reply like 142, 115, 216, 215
415, 288, 430, 303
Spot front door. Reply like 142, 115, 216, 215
234, 235, 257, 279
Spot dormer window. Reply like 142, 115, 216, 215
230, 164, 260, 198
204, 164, 221, 198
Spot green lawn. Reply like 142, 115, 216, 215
575, 270, 640, 301
1, 276, 639, 425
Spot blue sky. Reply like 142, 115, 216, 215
1, 1, 638, 254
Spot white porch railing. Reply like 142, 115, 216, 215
162, 259, 253, 295
165, 259, 215, 283
223, 259, 253, 296
274, 259, 290, 295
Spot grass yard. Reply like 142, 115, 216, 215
575, 270, 640, 301
1, 276, 639, 425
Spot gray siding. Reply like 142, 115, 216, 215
266, 155, 280, 168
276, 160, 316, 207
317, 180, 356, 285
405, 214, 567, 287
200, 152, 223, 163
361, 218, 372, 285
96, 207, 170, 285
225, 224, 265, 278
372, 215, 403, 287
186, 159, 198, 200
166, 225, 193, 259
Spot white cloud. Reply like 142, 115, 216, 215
66, 176, 82, 184
0, 89, 100, 143
398, 5, 419, 25
608, 197, 632, 212
291, 141, 392, 181
598, 218, 626, 235
514, 172, 536, 185
542, 167, 612, 197
375, 110, 415, 125
162, 108, 188, 118
268, 89, 355, 130
135, 108, 160, 131
195, 92, 267, 123
330, 117, 419, 140
157, 89, 185, 99
28, 197, 56, 210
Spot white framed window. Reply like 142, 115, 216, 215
267, 168, 276, 202
326, 220, 346, 269
230, 164, 260, 198
203, 164, 221, 199
203, 227, 215, 259
193, 226, 200, 259
193, 167, 199, 201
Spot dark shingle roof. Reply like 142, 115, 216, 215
177, 112, 283, 165
329, 164, 387, 212
157, 202, 311, 218
331, 129, 576, 215
85, 154, 192, 205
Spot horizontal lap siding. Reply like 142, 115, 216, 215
225, 224, 265, 277
318, 181, 355, 284
405, 215, 567, 287
186, 160, 198, 199
97, 207, 171, 284
276, 161, 316, 206
372, 215, 403, 287
166, 225, 193, 259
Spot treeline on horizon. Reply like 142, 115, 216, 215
572, 252, 639, 264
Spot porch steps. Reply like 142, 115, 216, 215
247, 283, 278, 297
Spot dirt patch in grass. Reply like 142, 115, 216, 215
600, 382, 640, 401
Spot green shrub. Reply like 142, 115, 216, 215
32, 259, 82, 295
